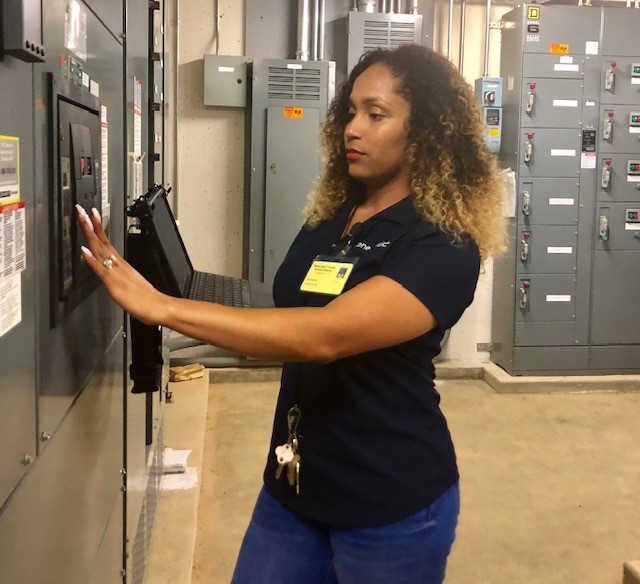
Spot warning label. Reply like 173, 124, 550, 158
284, 107, 304, 119
550, 43, 569, 55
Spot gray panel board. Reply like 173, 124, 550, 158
515, 322, 576, 346
589, 345, 640, 371
83, 0, 123, 39
515, 274, 576, 323
591, 250, 640, 344
598, 105, 640, 155
89, 494, 124, 584
601, 8, 640, 57
204, 55, 247, 107
597, 153, 640, 204
514, 346, 589, 372
518, 178, 579, 226
519, 128, 581, 178
600, 56, 640, 106
522, 53, 584, 80
0, 56, 37, 508
264, 106, 321, 285
520, 4, 601, 55
516, 225, 577, 274
520, 77, 583, 129
34, 0, 125, 442
595, 203, 640, 251
0, 339, 123, 584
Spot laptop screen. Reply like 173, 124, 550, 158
148, 193, 193, 290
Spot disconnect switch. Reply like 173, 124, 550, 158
601, 159, 612, 190
603, 111, 613, 141
519, 280, 530, 310
524, 133, 534, 164
605, 62, 616, 91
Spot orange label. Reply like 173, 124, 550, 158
550, 43, 569, 55
284, 106, 303, 119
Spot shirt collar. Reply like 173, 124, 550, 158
349, 194, 421, 227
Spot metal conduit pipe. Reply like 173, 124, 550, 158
380, 0, 388, 12
318, 0, 326, 59
459, 0, 467, 76
312, 0, 319, 60
358, 0, 377, 12
447, 0, 454, 60
395, 0, 403, 13
411, 0, 419, 14
483, 0, 492, 76
296, 0, 311, 60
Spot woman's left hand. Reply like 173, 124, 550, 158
75, 205, 170, 325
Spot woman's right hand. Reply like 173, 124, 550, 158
75, 205, 172, 325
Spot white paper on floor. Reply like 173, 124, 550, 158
162, 447, 192, 474
160, 467, 199, 491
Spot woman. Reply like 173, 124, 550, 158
77, 45, 504, 583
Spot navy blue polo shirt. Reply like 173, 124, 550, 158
263, 195, 480, 528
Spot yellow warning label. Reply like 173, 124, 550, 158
527, 6, 540, 19
284, 106, 304, 119
489, 129, 500, 137
550, 43, 569, 55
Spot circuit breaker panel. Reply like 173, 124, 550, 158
492, 3, 640, 375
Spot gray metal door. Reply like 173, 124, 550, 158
597, 154, 640, 203
518, 178, 579, 226
600, 57, 640, 106
591, 250, 640, 344
264, 106, 321, 284
599, 105, 640, 154
595, 203, 640, 251
515, 274, 576, 322
520, 78, 583, 128
516, 225, 577, 274
519, 129, 581, 178
522, 53, 584, 80
515, 322, 576, 346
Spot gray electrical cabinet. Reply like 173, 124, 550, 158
0, 0, 165, 582
244, 59, 335, 285
492, 3, 640, 375
346, 10, 433, 73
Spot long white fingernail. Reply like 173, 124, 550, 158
85, 214, 94, 232
81, 245, 94, 258
91, 207, 102, 223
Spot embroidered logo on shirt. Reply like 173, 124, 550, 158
376, 241, 390, 248
355, 242, 372, 251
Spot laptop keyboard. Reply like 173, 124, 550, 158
190, 271, 251, 307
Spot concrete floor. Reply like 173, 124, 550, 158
158, 376, 640, 584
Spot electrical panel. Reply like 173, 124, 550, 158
244, 58, 335, 285
493, 3, 640, 375
204, 55, 248, 107
346, 11, 432, 73
475, 77, 503, 154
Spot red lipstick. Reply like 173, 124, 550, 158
346, 148, 363, 160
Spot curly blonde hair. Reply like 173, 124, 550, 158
304, 45, 506, 261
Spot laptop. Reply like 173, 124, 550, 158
127, 184, 273, 309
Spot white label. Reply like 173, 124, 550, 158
560, 56, 574, 64
585, 41, 599, 55
549, 198, 575, 206
287, 63, 303, 70
90, 79, 99, 97
82, 72, 90, 88
486, 84, 498, 88
100, 106, 109, 228
632, 78, 640, 85
585, 100, 596, 107
547, 246, 573, 254
546, 295, 572, 302
554, 64, 580, 72
526, 34, 540, 43
508, 75, 514, 91
133, 77, 142, 157
551, 149, 577, 157
625, 223, 640, 230
630, 127, 640, 134
218, 66, 235, 73
627, 175, 640, 183
0, 274, 21, 338
581, 153, 597, 169
553, 99, 579, 107
0, 203, 26, 278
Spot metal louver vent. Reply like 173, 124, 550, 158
363, 20, 417, 51
268, 66, 321, 101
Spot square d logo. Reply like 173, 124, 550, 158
528, 6, 540, 19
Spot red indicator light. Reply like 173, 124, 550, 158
527, 133, 534, 139
529, 83, 536, 90
608, 111, 614, 118
605, 159, 612, 165
611, 61, 617, 68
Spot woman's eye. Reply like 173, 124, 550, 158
370, 113, 385, 121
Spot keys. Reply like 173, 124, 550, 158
273, 405, 303, 494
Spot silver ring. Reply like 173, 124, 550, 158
102, 256, 114, 270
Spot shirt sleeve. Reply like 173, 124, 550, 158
379, 227, 481, 330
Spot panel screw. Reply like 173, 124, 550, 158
40, 431, 51, 442
22, 454, 34, 465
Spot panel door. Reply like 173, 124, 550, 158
515, 274, 576, 323
516, 225, 578, 274
518, 178, 579, 226
519, 128, 581, 178
520, 78, 583, 129
264, 106, 321, 285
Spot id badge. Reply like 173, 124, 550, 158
300, 255, 358, 296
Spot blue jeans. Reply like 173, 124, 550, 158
231, 483, 460, 584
